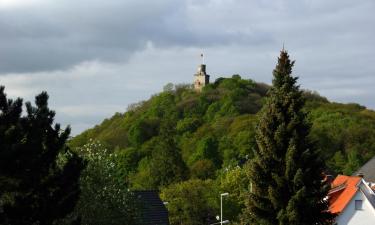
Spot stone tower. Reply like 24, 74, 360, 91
194, 62, 210, 92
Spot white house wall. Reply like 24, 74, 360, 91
335, 190, 375, 225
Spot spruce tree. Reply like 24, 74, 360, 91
242, 50, 333, 225
0, 86, 85, 225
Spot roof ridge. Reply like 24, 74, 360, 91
329, 182, 347, 194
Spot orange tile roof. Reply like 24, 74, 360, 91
328, 175, 362, 214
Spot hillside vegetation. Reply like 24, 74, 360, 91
69, 75, 375, 223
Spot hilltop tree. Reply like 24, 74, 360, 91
130, 120, 188, 189
0, 86, 85, 225
148, 121, 188, 188
242, 51, 333, 225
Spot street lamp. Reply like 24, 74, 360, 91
209, 220, 229, 225
220, 193, 229, 225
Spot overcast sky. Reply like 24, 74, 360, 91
0, 0, 374, 135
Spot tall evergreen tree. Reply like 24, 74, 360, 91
242, 51, 333, 225
0, 86, 85, 225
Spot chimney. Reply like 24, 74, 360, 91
325, 174, 334, 185
357, 172, 364, 178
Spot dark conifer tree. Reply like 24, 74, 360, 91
242, 51, 333, 225
0, 86, 85, 225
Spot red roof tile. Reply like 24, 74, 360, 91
328, 175, 362, 214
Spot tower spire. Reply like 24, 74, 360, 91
201, 53, 204, 64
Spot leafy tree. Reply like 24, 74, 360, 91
163, 83, 174, 92
242, 51, 333, 225
329, 151, 346, 173
148, 131, 188, 188
160, 179, 218, 225
344, 151, 362, 175
72, 140, 139, 225
176, 117, 202, 134
191, 159, 216, 179
131, 122, 188, 189
128, 118, 159, 146
234, 130, 256, 158
0, 86, 85, 225
216, 165, 251, 224
129, 157, 154, 190
113, 147, 141, 181
190, 135, 221, 167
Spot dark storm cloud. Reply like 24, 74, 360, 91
0, 0, 173, 73
0, 0, 270, 74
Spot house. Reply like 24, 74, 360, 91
328, 175, 375, 225
135, 190, 170, 225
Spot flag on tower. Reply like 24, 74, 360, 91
200, 53, 204, 64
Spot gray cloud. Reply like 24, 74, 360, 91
0, 0, 178, 73
0, 0, 374, 134
1, 0, 299, 74
0, 0, 269, 74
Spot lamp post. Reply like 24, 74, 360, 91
209, 220, 229, 225
220, 193, 229, 225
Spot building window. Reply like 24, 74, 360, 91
355, 200, 363, 210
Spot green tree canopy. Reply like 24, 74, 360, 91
71, 140, 139, 225
160, 179, 218, 225
130, 122, 189, 189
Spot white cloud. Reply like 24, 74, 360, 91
0, 0, 45, 9
57, 104, 125, 117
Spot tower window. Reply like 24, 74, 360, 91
355, 200, 363, 210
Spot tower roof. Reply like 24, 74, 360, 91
196, 64, 206, 75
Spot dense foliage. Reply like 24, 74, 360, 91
67, 140, 139, 225
70, 69, 375, 223
242, 51, 332, 224
71, 76, 266, 178
0, 87, 85, 225
71, 77, 375, 178
160, 179, 218, 225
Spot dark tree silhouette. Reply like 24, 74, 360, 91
0, 86, 85, 225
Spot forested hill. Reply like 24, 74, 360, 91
70, 75, 375, 187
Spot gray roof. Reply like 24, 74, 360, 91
135, 190, 169, 225
353, 156, 375, 183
